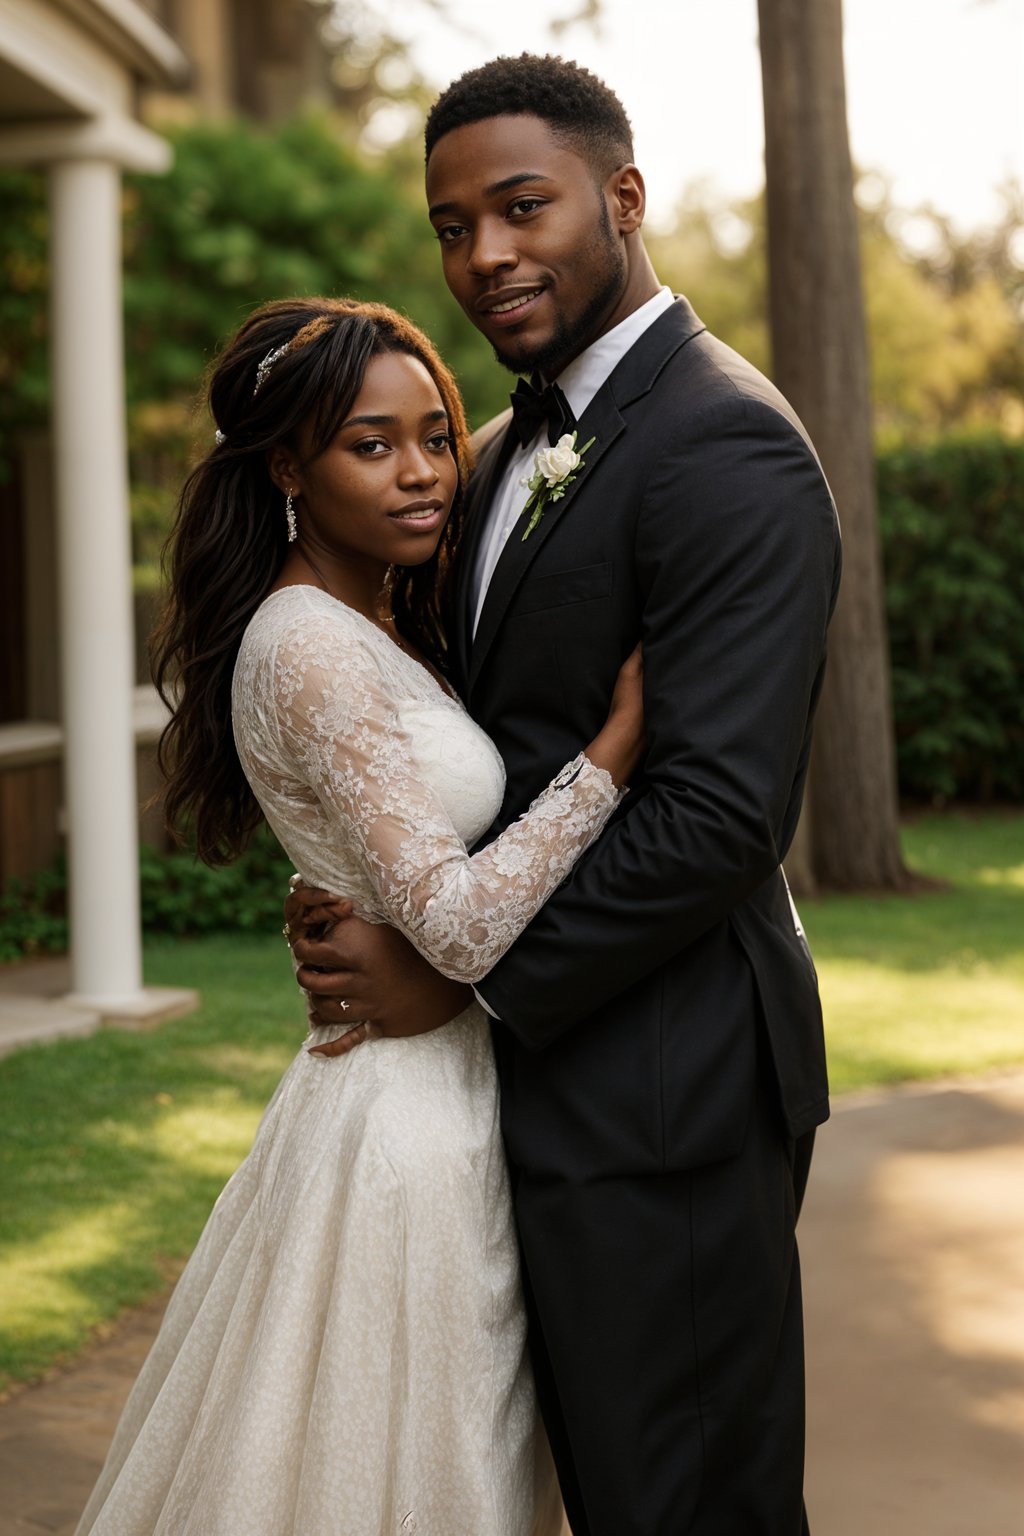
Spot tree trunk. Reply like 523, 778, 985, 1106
783, 802, 816, 899
758, 0, 909, 889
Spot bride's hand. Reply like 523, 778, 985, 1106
585, 644, 645, 787
283, 889, 472, 1057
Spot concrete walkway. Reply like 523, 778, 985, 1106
1, 1069, 1022, 1534
802, 1069, 1024, 1534
0, 957, 197, 1058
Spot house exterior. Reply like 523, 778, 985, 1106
0, 0, 344, 1041
0, 0, 192, 1023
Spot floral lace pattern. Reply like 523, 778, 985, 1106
232, 586, 621, 984
74, 584, 614, 1535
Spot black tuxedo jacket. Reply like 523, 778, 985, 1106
448, 298, 841, 1182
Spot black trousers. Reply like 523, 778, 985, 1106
514, 1065, 813, 1536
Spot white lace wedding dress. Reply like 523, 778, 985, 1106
76, 585, 621, 1536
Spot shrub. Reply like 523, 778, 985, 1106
0, 833, 296, 962
0, 860, 68, 963
138, 833, 295, 937
878, 433, 1024, 802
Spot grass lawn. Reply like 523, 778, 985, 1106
805, 811, 1024, 1093
1, 811, 1022, 1392
0, 937, 304, 1393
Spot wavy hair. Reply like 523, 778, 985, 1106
151, 297, 470, 865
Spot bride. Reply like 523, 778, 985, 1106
76, 297, 643, 1535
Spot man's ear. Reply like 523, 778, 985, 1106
267, 444, 301, 497
608, 164, 646, 235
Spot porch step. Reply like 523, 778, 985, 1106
0, 958, 199, 1057
0, 994, 102, 1056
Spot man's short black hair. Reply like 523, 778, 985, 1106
425, 53, 634, 178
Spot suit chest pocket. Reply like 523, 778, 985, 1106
507, 561, 613, 618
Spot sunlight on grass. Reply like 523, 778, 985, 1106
975, 865, 1024, 890
0, 933, 302, 1391
1, 816, 1022, 1390
803, 812, 1024, 1093
0, 1204, 142, 1364
91, 1096, 263, 1177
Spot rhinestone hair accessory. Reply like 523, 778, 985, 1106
254, 341, 290, 397
214, 429, 227, 446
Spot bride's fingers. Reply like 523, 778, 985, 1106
283, 886, 332, 924
296, 964, 359, 997
293, 936, 359, 972
299, 899, 353, 929
324, 900, 354, 923
307, 1021, 374, 1057
285, 900, 352, 936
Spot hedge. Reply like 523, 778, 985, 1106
1, 434, 1021, 961
878, 433, 1024, 803
0, 834, 294, 963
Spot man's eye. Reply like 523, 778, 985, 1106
435, 224, 466, 243
509, 198, 543, 217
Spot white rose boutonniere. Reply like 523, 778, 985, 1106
519, 430, 597, 541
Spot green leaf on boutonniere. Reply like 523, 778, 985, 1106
520, 431, 597, 541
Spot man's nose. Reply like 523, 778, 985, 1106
466, 218, 517, 277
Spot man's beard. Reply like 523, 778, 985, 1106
490, 208, 627, 379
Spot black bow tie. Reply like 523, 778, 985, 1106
509, 374, 577, 449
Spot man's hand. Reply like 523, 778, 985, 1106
283, 884, 473, 1059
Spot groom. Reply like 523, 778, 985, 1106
287, 55, 840, 1535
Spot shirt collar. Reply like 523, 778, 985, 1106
549, 285, 675, 422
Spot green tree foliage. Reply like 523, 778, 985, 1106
878, 434, 1024, 803
0, 830, 295, 961
1, 114, 513, 604
0, 169, 48, 477
646, 186, 771, 376
647, 178, 1023, 437
122, 114, 505, 425
0, 113, 509, 489
120, 114, 515, 601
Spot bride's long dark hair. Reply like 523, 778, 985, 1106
151, 297, 470, 866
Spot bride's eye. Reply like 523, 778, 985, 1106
426, 432, 453, 452
353, 438, 390, 456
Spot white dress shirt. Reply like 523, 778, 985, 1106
470, 286, 676, 636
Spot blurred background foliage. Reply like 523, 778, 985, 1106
646, 174, 1024, 439
0, 13, 1021, 813
879, 434, 1024, 804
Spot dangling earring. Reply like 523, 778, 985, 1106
285, 490, 297, 543
377, 564, 396, 622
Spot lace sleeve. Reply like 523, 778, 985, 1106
270, 616, 622, 984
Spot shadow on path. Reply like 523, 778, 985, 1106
2, 1071, 1023, 1533
802, 1070, 1024, 1535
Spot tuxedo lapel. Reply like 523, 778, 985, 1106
467, 298, 707, 699
468, 388, 626, 696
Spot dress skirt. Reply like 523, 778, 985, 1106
75, 1005, 561, 1536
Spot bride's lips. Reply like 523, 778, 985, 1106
476, 285, 546, 329
388, 499, 445, 533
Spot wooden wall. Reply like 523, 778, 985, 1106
0, 759, 62, 881
0, 742, 172, 886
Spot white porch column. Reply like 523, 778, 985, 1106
49, 157, 144, 1006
